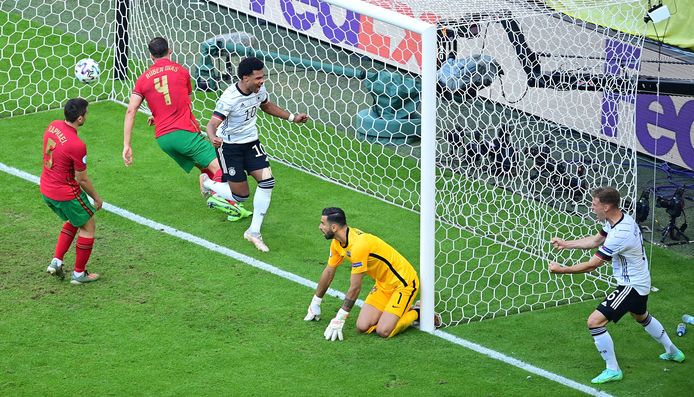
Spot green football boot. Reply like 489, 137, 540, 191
659, 349, 685, 363
207, 195, 252, 221
207, 195, 239, 215
590, 368, 623, 384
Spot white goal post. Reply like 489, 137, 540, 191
322, 0, 440, 333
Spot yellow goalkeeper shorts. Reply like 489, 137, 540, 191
364, 281, 418, 318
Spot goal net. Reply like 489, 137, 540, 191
0, 1, 113, 117
1, 0, 646, 326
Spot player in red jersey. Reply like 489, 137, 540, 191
122, 37, 248, 219
41, 98, 102, 285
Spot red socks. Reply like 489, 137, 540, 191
54, 222, 78, 260
54, 222, 95, 273
213, 169, 223, 182
200, 168, 215, 180
74, 236, 94, 273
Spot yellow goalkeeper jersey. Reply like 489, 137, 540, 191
328, 227, 418, 291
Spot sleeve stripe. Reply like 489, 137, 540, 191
212, 111, 226, 121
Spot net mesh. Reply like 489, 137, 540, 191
0, 1, 113, 117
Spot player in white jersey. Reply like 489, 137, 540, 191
598, 211, 652, 295
204, 57, 308, 252
549, 187, 685, 384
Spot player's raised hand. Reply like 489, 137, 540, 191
122, 145, 133, 166
324, 308, 349, 341
304, 295, 322, 321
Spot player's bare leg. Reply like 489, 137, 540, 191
375, 312, 404, 337
228, 180, 250, 197
205, 158, 221, 175
355, 304, 383, 334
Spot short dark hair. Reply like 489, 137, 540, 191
322, 207, 347, 227
592, 187, 620, 208
237, 57, 264, 79
148, 37, 169, 58
64, 98, 89, 122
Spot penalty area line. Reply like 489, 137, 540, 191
0, 162, 612, 397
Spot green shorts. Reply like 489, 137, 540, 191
42, 191, 96, 227
156, 130, 217, 173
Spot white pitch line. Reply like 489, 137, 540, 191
1, 162, 612, 397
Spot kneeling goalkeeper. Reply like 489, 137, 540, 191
305, 207, 438, 341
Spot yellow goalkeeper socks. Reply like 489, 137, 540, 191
388, 310, 419, 338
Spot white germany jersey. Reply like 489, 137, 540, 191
596, 213, 651, 295
212, 83, 268, 144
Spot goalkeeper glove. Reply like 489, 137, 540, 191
303, 295, 322, 321
324, 308, 349, 341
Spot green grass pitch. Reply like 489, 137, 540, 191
1, 5, 693, 395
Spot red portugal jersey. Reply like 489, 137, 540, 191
133, 58, 200, 138
40, 120, 87, 201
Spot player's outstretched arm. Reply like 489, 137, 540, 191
551, 233, 605, 250
260, 101, 308, 123
123, 93, 144, 166
549, 255, 605, 274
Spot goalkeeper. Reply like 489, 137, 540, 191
305, 207, 439, 341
